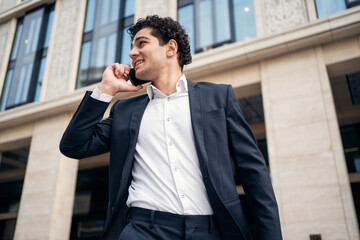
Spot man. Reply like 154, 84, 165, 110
60, 15, 282, 239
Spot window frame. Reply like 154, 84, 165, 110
0, 4, 54, 111
76, 0, 134, 89
178, 0, 256, 54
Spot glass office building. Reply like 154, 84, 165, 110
0, 0, 359, 239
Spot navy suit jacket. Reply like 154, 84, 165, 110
60, 80, 282, 239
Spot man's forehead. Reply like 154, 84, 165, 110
133, 28, 153, 40
131, 28, 157, 47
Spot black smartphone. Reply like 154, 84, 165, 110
128, 68, 150, 86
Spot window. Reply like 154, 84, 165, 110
178, 0, 256, 54
0, 5, 54, 112
76, 0, 135, 89
315, 0, 360, 18
0, 145, 30, 240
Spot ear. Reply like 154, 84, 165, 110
166, 39, 178, 57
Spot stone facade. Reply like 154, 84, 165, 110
0, 0, 359, 239
0, 0, 17, 12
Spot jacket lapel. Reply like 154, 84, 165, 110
117, 95, 149, 203
188, 80, 209, 171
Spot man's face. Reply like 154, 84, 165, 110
129, 27, 167, 81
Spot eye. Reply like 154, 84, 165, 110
139, 41, 145, 46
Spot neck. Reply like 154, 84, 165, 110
152, 66, 183, 96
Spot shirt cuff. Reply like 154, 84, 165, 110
90, 87, 114, 103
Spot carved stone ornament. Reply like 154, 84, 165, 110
264, 0, 308, 34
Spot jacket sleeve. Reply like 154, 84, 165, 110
59, 91, 117, 159
225, 85, 282, 239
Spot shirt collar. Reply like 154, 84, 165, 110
146, 74, 188, 100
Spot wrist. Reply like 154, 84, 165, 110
98, 83, 116, 96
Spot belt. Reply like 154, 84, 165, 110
129, 207, 216, 230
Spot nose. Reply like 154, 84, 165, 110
129, 47, 139, 60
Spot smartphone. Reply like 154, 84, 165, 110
128, 68, 150, 86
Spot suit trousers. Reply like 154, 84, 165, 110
118, 207, 221, 240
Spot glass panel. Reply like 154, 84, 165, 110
124, 0, 135, 17
121, 27, 132, 66
110, 0, 120, 22
34, 57, 46, 102
20, 63, 33, 103
233, 0, 256, 42
215, 0, 231, 43
315, 0, 346, 18
197, 0, 213, 49
10, 21, 23, 61
84, 0, 97, 32
94, 37, 106, 79
100, 0, 110, 25
2, 6, 53, 110
43, 9, 54, 48
77, 41, 92, 88
31, 17, 42, 52
178, 4, 195, 55
24, 19, 35, 54
106, 33, 117, 66
0, 70, 14, 112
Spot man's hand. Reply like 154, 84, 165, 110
98, 63, 143, 96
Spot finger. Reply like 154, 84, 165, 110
123, 65, 131, 75
112, 63, 123, 78
126, 84, 144, 92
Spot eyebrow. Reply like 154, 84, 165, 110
131, 36, 151, 49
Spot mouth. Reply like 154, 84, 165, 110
133, 60, 144, 69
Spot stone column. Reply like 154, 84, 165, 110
261, 47, 359, 239
41, 0, 86, 101
14, 114, 78, 240
0, 19, 16, 94
135, 0, 177, 19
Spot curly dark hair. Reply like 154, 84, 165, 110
128, 15, 192, 69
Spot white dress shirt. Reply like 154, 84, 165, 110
91, 75, 213, 215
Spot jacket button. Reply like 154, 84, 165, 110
111, 207, 114, 213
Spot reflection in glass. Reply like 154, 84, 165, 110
10, 21, 23, 60
84, 0, 96, 32
110, 0, 120, 22
233, 0, 256, 41
31, 18, 42, 52
77, 41, 92, 88
44, 10, 54, 48
100, 0, 110, 25
1, 5, 53, 111
197, 0, 213, 49
121, 27, 132, 66
215, 0, 231, 43
178, 4, 195, 55
106, 33, 117, 66
124, 0, 135, 18
76, 0, 134, 88
34, 57, 47, 102
315, 0, 346, 18
20, 64, 33, 103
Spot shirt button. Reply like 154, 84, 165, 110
169, 141, 173, 146
174, 166, 178, 171
166, 117, 170, 122
181, 194, 185, 198
167, 97, 170, 101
